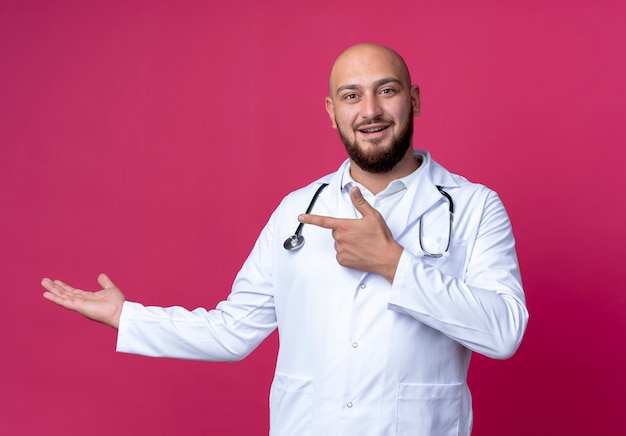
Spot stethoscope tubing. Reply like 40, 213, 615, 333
283, 183, 329, 251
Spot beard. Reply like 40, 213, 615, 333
337, 112, 414, 174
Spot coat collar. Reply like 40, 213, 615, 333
390, 152, 454, 241
319, 150, 459, 225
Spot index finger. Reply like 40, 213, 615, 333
298, 213, 346, 229
41, 278, 75, 294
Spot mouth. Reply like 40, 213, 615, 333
359, 126, 387, 133
357, 123, 391, 138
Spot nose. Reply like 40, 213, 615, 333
361, 94, 383, 120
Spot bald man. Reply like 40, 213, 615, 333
43, 43, 528, 435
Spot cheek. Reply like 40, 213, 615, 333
333, 108, 358, 129
335, 118, 356, 138
381, 98, 410, 118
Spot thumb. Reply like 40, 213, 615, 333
97, 273, 116, 289
350, 186, 375, 216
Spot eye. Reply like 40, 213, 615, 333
344, 93, 358, 100
380, 87, 396, 96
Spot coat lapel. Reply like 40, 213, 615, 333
385, 151, 460, 241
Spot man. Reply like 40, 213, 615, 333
42, 43, 528, 435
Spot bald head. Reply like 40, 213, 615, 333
328, 43, 412, 97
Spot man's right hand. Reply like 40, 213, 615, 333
41, 273, 125, 329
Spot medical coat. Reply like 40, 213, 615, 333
117, 150, 528, 436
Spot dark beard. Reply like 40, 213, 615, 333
338, 115, 414, 174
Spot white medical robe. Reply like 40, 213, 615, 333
117, 150, 528, 435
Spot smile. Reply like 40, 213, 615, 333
359, 126, 388, 133
357, 123, 391, 140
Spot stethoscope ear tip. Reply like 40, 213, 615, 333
283, 235, 305, 251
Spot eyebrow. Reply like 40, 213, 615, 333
335, 77, 403, 96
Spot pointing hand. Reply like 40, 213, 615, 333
298, 186, 403, 282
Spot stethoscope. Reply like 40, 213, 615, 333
283, 183, 329, 251
419, 186, 454, 258
283, 183, 454, 258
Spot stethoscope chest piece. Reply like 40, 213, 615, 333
283, 234, 305, 251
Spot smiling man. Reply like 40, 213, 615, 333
43, 43, 528, 435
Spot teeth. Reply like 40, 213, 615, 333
362, 127, 385, 133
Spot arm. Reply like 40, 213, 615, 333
389, 190, 528, 359
42, 272, 276, 361
116, 218, 278, 361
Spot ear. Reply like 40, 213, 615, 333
325, 96, 338, 129
410, 85, 421, 117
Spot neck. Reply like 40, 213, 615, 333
350, 150, 421, 195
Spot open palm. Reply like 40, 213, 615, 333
42, 273, 125, 329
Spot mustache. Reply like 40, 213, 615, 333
355, 118, 393, 129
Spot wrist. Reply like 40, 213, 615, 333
381, 243, 403, 283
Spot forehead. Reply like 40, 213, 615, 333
329, 46, 410, 95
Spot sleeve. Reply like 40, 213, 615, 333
116, 216, 278, 362
388, 190, 528, 359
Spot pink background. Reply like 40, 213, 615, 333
2, 0, 625, 434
